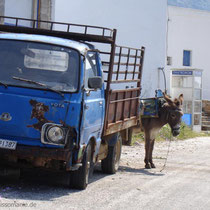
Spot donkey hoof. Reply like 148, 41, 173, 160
150, 163, 156, 168
145, 164, 151, 169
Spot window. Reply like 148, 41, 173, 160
172, 76, 192, 88
194, 114, 201, 125
24, 49, 69, 71
183, 101, 192, 113
85, 51, 99, 87
0, 40, 79, 92
167, 56, 172, 65
183, 50, 191, 66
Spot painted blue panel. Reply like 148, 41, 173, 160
80, 52, 105, 148
194, 71, 202, 76
168, 0, 210, 12
183, 50, 191, 66
182, 113, 192, 126
172, 70, 193, 75
0, 85, 82, 147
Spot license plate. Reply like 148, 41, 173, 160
0, 139, 17, 150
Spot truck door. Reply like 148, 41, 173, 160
80, 51, 105, 146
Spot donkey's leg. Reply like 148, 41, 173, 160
144, 134, 151, 169
148, 139, 156, 168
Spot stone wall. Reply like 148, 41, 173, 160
40, 0, 52, 29
202, 100, 210, 114
0, 0, 5, 24
32, 0, 53, 29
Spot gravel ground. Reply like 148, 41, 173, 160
0, 137, 210, 210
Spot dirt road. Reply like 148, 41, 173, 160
0, 137, 210, 210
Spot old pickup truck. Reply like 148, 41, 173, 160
0, 16, 145, 189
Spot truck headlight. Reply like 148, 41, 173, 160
46, 125, 65, 144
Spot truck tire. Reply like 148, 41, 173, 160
101, 133, 122, 174
70, 143, 93, 190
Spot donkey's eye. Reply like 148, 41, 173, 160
171, 114, 176, 118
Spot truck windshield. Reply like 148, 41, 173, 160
0, 40, 80, 92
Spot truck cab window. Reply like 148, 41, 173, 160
85, 52, 98, 87
0, 40, 80, 92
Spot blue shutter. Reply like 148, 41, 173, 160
183, 50, 191, 66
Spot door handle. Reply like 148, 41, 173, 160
99, 101, 103, 106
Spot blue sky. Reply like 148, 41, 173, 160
168, 0, 210, 11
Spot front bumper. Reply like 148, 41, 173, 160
0, 144, 71, 161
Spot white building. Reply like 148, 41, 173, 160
0, 0, 168, 98
54, 0, 168, 98
167, 3, 210, 101
0, 0, 55, 25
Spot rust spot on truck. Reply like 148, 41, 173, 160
27, 99, 52, 131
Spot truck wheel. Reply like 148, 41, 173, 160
70, 143, 93, 190
101, 133, 122, 174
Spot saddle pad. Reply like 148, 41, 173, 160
140, 98, 165, 118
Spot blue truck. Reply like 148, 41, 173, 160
0, 16, 145, 189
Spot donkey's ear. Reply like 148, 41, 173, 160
178, 94, 184, 105
163, 92, 174, 105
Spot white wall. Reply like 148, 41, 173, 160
55, 0, 167, 98
4, 0, 54, 27
5, 0, 33, 19
4, 0, 33, 27
167, 6, 210, 100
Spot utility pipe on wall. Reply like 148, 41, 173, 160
37, 0, 41, 28
32, 0, 40, 28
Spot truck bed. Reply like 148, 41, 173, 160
101, 45, 145, 135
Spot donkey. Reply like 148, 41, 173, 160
141, 93, 184, 169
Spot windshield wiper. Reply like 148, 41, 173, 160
12, 76, 64, 97
0, 81, 8, 88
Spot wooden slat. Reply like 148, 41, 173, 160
116, 47, 122, 80
103, 71, 140, 74
124, 48, 130, 80
113, 62, 141, 66
111, 88, 140, 93
110, 97, 139, 104
110, 79, 140, 84
104, 117, 137, 136
113, 92, 119, 123
115, 53, 142, 59
132, 49, 138, 80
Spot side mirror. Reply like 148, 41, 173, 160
88, 76, 102, 89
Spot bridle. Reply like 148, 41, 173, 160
162, 102, 183, 132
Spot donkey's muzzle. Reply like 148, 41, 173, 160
172, 126, 180, 136
172, 129, 180, 136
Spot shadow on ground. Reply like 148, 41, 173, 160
0, 163, 164, 202
0, 167, 107, 202
118, 165, 165, 176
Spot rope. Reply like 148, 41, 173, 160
160, 133, 172, 172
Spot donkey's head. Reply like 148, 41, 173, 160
163, 93, 184, 137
